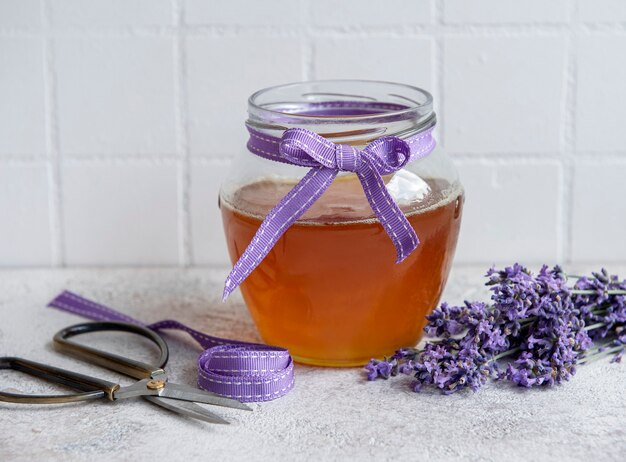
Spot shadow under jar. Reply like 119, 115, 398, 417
220, 80, 464, 367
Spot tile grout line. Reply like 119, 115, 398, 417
559, 2, 580, 266
52, 154, 190, 161
41, 0, 64, 267
3, 150, 622, 163
6, 22, 626, 38
302, 1, 315, 80
173, 0, 192, 267
433, 0, 445, 150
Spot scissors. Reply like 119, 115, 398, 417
0, 321, 251, 424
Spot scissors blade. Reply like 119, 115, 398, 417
144, 396, 229, 425
1, 388, 22, 393
159, 383, 252, 411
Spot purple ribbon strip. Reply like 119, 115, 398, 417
223, 120, 436, 300
48, 291, 294, 402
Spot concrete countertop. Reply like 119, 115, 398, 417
0, 266, 625, 462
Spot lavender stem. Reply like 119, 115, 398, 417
584, 322, 607, 332
579, 345, 624, 365
571, 289, 626, 295
494, 347, 521, 361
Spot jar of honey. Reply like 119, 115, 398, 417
220, 80, 463, 367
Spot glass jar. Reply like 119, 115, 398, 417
220, 80, 464, 367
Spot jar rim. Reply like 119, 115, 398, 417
248, 79, 434, 127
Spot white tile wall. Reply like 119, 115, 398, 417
443, 36, 566, 154
186, 36, 302, 157
55, 37, 177, 156
310, 0, 432, 26
578, 0, 626, 22
0, 38, 46, 156
62, 161, 179, 265
455, 160, 561, 263
0, 0, 41, 29
0, 0, 624, 268
0, 164, 51, 265
184, 0, 301, 26
49, 0, 173, 27
443, 0, 571, 24
190, 160, 231, 266
571, 160, 626, 262
576, 35, 626, 152
314, 37, 433, 86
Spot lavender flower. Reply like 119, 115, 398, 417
573, 269, 626, 343
364, 348, 422, 380
506, 352, 556, 387
411, 340, 495, 394
424, 302, 471, 338
407, 301, 509, 394
364, 358, 396, 380
491, 265, 591, 387
487, 263, 538, 321
364, 264, 624, 395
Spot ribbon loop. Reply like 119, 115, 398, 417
279, 128, 335, 168
363, 136, 411, 173
223, 124, 437, 300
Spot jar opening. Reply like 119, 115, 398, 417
247, 80, 436, 143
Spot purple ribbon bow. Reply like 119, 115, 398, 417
48, 291, 294, 402
223, 124, 436, 300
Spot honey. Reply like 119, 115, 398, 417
221, 175, 463, 366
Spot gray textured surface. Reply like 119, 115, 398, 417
0, 266, 624, 462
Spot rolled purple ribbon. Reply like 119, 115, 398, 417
48, 291, 294, 402
223, 121, 436, 300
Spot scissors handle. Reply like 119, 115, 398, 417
53, 322, 169, 380
0, 356, 117, 403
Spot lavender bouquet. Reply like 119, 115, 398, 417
365, 264, 626, 394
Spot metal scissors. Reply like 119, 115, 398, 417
0, 321, 251, 424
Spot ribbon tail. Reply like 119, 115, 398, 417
357, 159, 419, 263
48, 291, 146, 325
223, 168, 338, 300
